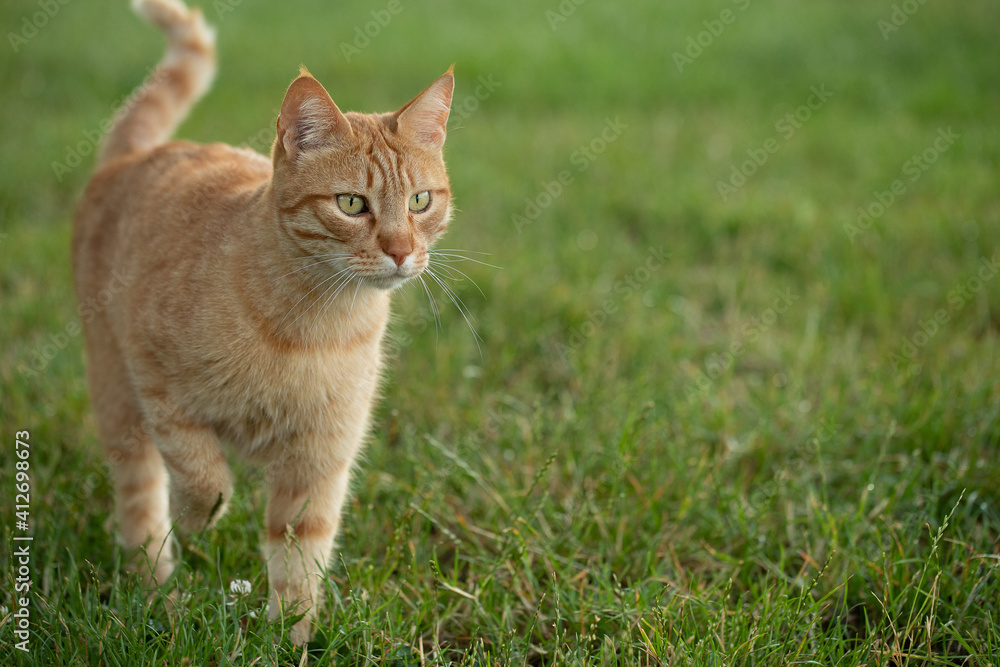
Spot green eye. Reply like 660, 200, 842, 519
337, 194, 368, 216
408, 191, 431, 213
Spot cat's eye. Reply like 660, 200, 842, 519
408, 191, 431, 213
337, 194, 368, 216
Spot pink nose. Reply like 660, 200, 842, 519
381, 236, 412, 266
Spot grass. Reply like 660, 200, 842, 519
2, 0, 999, 664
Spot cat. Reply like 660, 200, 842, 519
72, 0, 455, 644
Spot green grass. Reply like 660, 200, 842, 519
2, 0, 1000, 664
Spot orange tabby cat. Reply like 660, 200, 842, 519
72, 0, 454, 643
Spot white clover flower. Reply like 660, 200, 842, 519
229, 579, 252, 596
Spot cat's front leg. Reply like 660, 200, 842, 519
147, 417, 235, 533
262, 449, 355, 645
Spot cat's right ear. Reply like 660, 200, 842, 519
276, 69, 353, 161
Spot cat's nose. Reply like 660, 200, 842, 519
380, 235, 412, 267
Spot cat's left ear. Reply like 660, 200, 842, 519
395, 67, 455, 150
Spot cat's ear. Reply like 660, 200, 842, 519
276, 67, 353, 160
395, 67, 455, 150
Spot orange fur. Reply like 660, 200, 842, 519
72, 0, 454, 644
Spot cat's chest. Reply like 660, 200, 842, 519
199, 339, 384, 455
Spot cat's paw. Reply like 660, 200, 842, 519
289, 616, 312, 647
170, 488, 230, 532
126, 542, 175, 588
266, 597, 314, 647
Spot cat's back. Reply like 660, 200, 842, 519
74, 140, 271, 241
73, 140, 271, 289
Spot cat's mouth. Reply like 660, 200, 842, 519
345, 254, 426, 290
360, 267, 421, 290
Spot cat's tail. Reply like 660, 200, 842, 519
98, 0, 216, 167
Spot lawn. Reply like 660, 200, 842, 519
2, 0, 999, 664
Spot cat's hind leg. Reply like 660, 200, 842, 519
84, 324, 174, 586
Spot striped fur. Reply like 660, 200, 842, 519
72, 0, 454, 644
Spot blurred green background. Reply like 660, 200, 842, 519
2, 0, 999, 664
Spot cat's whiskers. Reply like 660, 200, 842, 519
427, 259, 487, 299
305, 269, 359, 344
276, 266, 353, 337
429, 249, 500, 269
346, 279, 366, 337
416, 274, 442, 342
423, 265, 484, 357
277, 253, 352, 280
427, 260, 464, 281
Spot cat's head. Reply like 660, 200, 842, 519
271, 67, 454, 290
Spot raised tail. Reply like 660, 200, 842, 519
98, 0, 216, 167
